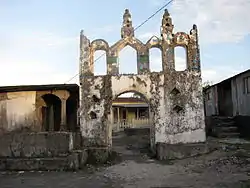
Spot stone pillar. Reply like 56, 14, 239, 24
107, 55, 119, 75
137, 53, 150, 74
60, 99, 67, 130
110, 107, 114, 129
117, 107, 120, 123
166, 46, 175, 70
189, 24, 201, 72
136, 108, 139, 119
49, 106, 54, 131
53, 91, 70, 131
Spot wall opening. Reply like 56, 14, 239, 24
149, 48, 162, 72
111, 90, 151, 156
174, 46, 187, 71
112, 91, 150, 130
94, 50, 107, 75
41, 94, 61, 131
66, 90, 79, 132
119, 45, 137, 74
218, 80, 233, 116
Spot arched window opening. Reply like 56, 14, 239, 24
94, 50, 107, 75
149, 48, 162, 72
118, 46, 137, 74
174, 46, 187, 71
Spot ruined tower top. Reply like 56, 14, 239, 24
79, 9, 201, 77
161, 9, 174, 34
121, 9, 134, 38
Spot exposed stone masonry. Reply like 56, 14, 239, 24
79, 9, 206, 155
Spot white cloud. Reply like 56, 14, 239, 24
0, 31, 79, 86
201, 66, 246, 84
175, 57, 186, 71
147, 0, 250, 43
138, 32, 157, 41
2, 31, 77, 49
0, 55, 79, 86
1, 0, 249, 87
0, 63, 78, 86
169, 0, 250, 44
88, 25, 119, 39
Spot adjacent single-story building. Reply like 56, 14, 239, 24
204, 69, 250, 138
204, 69, 250, 117
0, 84, 79, 135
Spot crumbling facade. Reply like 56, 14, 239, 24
0, 84, 79, 135
79, 9, 206, 151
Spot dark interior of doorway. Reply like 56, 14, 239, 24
42, 94, 61, 131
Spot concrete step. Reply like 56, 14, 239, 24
0, 157, 74, 171
213, 126, 238, 133
0, 150, 88, 171
213, 116, 234, 120
216, 121, 236, 127
216, 132, 241, 138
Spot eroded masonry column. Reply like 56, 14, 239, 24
60, 99, 67, 129
138, 51, 150, 74
107, 50, 119, 75
161, 9, 175, 71
55, 91, 70, 131
189, 24, 201, 71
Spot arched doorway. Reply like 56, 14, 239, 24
41, 94, 61, 131
112, 90, 150, 131
111, 90, 151, 156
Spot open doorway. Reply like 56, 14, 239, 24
41, 94, 61, 131
66, 93, 78, 132
112, 91, 150, 131
217, 79, 233, 116
111, 91, 152, 159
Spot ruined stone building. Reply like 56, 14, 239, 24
79, 9, 206, 154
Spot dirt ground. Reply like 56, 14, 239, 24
1, 132, 250, 188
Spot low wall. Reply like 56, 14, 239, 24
0, 131, 115, 171
234, 115, 250, 139
156, 142, 209, 160
0, 132, 81, 158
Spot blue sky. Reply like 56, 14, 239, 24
0, 0, 250, 86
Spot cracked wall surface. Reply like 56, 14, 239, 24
79, 9, 206, 148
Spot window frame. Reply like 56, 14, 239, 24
243, 76, 250, 94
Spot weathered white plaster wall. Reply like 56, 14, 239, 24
80, 71, 206, 147
6, 91, 36, 131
